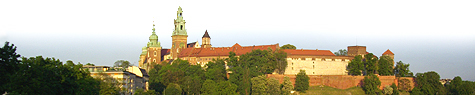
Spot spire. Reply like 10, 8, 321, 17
152, 21, 156, 34
202, 30, 210, 38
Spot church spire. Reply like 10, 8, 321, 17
148, 20, 160, 47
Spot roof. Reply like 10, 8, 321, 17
382, 49, 394, 55
283, 49, 335, 56
202, 30, 210, 38
178, 43, 279, 57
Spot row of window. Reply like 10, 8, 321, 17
290, 58, 348, 62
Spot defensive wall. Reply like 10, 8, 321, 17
267, 74, 415, 90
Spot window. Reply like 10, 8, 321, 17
313, 65, 315, 69
292, 67, 294, 70
154, 51, 157, 56
180, 25, 183, 30
313, 72, 315, 74
292, 63, 293, 65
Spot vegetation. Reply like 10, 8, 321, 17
333, 49, 348, 56
281, 76, 294, 95
347, 55, 364, 75
295, 70, 310, 93
299, 86, 365, 95
383, 86, 393, 95
362, 74, 381, 95
280, 44, 296, 49
113, 60, 131, 71
411, 71, 447, 95
391, 83, 399, 95
364, 53, 378, 75
378, 55, 394, 76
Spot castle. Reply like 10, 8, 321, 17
138, 7, 395, 75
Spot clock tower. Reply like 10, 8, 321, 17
171, 6, 188, 59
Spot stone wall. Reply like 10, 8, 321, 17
285, 56, 353, 75
267, 74, 414, 90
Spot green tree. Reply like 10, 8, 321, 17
134, 88, 157, 95
334, 49, 348, 56
383, 86, 393, 95
348, 55, 364, 75
391, 83, 399, 95
215, 81, 239, 95
251, 75, 268, 95
280, 44, 296, 49
398, 78, 412, 92
378, 55, 394, 76
201, 80, 217, 95
412, 71, 446, 95
163, 83, 182, 95
394, 61, 412, 77
205, 59, 228, 82
267, 78, 281, 95
86, 63, 95, 66
273, 50, 288, 74
0, 42, 21, 93
281, 76, 294, 95
295, 70, 309, 92
363, 74, 381, 95
114, 60, 131, 71
364, 53, 378, 75
98, 72, 121, 95
148, 63, 167, 94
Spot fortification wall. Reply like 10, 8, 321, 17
267, 74, 414, 90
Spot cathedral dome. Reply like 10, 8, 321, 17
149, 33, 158, 41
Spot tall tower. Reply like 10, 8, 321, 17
201, 30, 211, 48
171, 6, 188, 59
139, 21, 162, 71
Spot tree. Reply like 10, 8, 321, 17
295, 70, 309, 92
148, 64, 167, 94
0, 42, 21, 93
412, 71, 446, 95
113, 60, 131, 71
251, 75, 268, 95
394, 61, 412, 77
134, 88, 157, 95
378, 55, 394, 76
364, 53, 378, 75
348, 55, 364, 75
447, 76, 474, 95
280, 44, 296, 49
334, 49, 348, 56
383, 86, 393, 95
398, 78, 412, 92
201, 80, 217, 95
215, 81, 239, 95
273, 50, 288, 74
163, 83, 182, 95
98, 72, 121, 95
391, 83, 399, 95
363, 74, 381, 95
205, 59, 228, 82
281, 76, 294, 95
86, 63, 95, 66
267, 78, 281, 95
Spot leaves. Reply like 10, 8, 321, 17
295, 70, 309, 92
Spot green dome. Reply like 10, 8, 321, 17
141, 46, 147, 55
149, 32, 158, 41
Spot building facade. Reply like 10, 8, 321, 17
83, 66, 149, 94
138, 6, 396, 76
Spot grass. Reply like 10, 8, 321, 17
296, 85, 366, 95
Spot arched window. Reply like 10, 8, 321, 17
180, 25, 183, 30
154, 51, 157, 56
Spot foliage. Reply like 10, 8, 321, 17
227, 49, 286, 95
134, 88, 157, 95
394, 61, 412, 77
113, 60, 131, 71
383, 86, 393, 95
334, 49, 348, 56
149, 59, 205, 95
280, 44, 296, 49
205, 59, 228, 82
295, 70, 310, 92
148, 64, 166, 94
97, 72, 121, 95
412, 71, 446, 95
163, 83, 182, 95
281, 76, 294, 95
251, 75, 268, 95
267, 78, 281, 95
86, 63, 95, 66
201, 79, 238, 95
398, 78, 412, 91
391, 83, 399, 95
348, 55, 364, 75
378, 55, 394, 76
0, 42, 21, 93
364, 53, 378, 75
410, 87, 423, 95
201, 80, 217, 95
447, 76, 475, 95
363, 74, 381, 95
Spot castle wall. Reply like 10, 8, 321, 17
285, 56, 353, 75
267, 74, 415, 90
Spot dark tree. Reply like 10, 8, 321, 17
280, 44, 296, 49
378, 55, 394, 76
348, 55, 364, 75
363, 74, 381, 95
412, 71, 446, 95
394, 61, 412, 77
0, 42, 21, 93
334, 49, 348, 56
295, 70, 309, 92
113, 60, 131, 70
364, 53, 378, 75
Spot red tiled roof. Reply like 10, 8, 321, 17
283, 49, 335, 56
178, 43, 279, 57
382, 49, 394, 55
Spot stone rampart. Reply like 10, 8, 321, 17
267, 74, 414, 90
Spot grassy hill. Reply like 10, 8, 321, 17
297, 85, 365, 95
296, 85, 410, 95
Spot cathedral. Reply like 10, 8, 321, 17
139, 7, 395, 75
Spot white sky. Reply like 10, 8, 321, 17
1, 0, 474, 80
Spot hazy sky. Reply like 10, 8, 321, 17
1, 0, 474, 81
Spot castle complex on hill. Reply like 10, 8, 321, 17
138, 7, 395, 75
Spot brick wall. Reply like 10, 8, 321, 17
267, 74, 414, 90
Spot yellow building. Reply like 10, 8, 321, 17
83, 65, 149, 94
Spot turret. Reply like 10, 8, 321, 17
201, 30, 211, 48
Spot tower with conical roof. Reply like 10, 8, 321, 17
201, 30, 211, 48
139, 21, 162, 71
171, 6, 188, 59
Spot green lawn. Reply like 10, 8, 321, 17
296, 85, 365, 95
